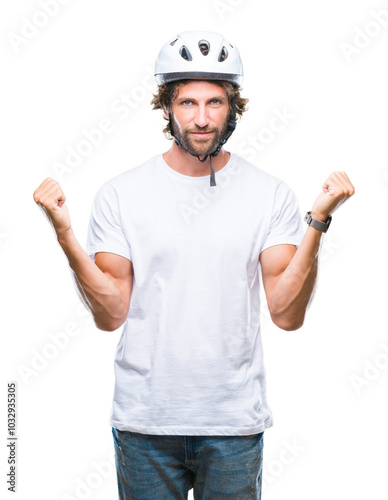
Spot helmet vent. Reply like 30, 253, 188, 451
179, 46, 192, 61
170, 38, 178, 46
198, 40, 210, 56
218, 46, 228, 62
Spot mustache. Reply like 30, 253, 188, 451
187, 128, 216, 134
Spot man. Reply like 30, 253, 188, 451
33, 31, 355, 499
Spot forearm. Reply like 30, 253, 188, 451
57, 228, 126, 330
269, 225, 324, 330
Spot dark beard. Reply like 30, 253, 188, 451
170, 116, 228, 158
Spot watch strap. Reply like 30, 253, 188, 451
304, 211, 332, 232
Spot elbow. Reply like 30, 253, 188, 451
96, 323, 120, 332
93, 305, 129, 332
270, 312, 305, 332
94, 317, 126, 332
277, 320, 304, 332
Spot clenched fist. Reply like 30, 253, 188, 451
311, 171, 355, 222
33, 178, 72, 237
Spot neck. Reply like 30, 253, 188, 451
162, 142, 231, 177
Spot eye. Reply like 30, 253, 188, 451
181, 100, 192, 105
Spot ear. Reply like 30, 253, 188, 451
163, 109, 169, 120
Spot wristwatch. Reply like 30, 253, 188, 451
304, 211, 332, 233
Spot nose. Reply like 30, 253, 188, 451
194, 103, 210, 128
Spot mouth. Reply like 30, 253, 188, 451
190, 131, 213, 138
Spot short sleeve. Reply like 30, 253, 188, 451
261, 181, 305, 253
85, 183, 132, 262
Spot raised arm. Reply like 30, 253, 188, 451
260, 171, 355, 331
33, 178, 133, 331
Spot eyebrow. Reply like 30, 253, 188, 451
176, 95, 227, 103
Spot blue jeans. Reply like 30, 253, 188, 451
112, 427, 264, 499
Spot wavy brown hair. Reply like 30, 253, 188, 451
150, 80, 249, 139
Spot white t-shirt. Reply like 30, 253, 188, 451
85, 152, 304, 436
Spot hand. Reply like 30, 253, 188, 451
33, 178, 72, 237
311, 171, 355, 222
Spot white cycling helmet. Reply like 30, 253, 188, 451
155, 30, 243, 87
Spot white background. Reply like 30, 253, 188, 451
1, 0, 388, 499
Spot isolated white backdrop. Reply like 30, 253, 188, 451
1, 0, 388, 499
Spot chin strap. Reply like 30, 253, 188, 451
167, 86, 237, 187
